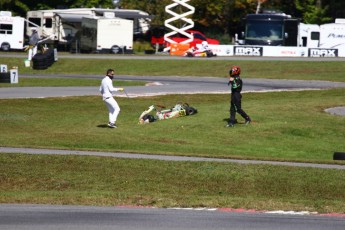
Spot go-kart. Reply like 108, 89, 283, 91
139, 103, 198, 124
183, 47, 216, 57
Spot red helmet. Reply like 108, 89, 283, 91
229, 66, 241, 76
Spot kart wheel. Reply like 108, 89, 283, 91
186, 52, 194, 57
186, 107, 197, 115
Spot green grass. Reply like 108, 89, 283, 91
0, 56, 345, 213
0, 90, 344, 163
1, 57, 345, 82
1, 153, 344, 213
0, 77, 145, 87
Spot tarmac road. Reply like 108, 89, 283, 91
1, 204, 345, 230
1, 74, 345, 99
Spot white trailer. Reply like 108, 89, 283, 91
79, 15, 133, 54
319, 19, 345, 48
0, 11, 25, 51
26, 8, 151, 46
299, 19, 345, 49
298, 23, 320, 48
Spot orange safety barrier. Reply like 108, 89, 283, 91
170, 43, 190, 56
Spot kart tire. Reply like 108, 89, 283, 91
186, 52, 194, 57
186, 107, 197, 115
333, 152, 345, 160
206, 51, 214, 57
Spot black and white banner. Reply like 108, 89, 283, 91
308, 48, 338, 57
234, 46, 263, 56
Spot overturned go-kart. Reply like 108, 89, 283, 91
139, 103, 198, 124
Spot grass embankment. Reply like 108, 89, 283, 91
0, 56, 344, 213
0, 91, 344, 162
0, 77, 145, 87
1, 153, 344, 214
1, 57, 345, 82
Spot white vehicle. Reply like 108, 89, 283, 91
298, 19, 345, 49
319, 19, 345, 48
0, 11, 25, 51
298, 23, 320, 48
79, 14, 133, 54
26, 8, 151, 46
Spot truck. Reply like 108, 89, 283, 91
0, 11, 25, 51
79, 14, 133, 54
26, 8, 151, 48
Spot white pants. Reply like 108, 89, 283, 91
28, 46, 38, 61
104, 97, 120, 124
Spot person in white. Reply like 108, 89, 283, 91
99, 69, 124, 128
27, 28, 40, 61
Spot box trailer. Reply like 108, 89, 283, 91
0, 11, 25, 51
80, 15, 133, 54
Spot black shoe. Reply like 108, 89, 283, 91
245, 118, 251, 125
226, 123, 235, 128
108, 122, 117, 128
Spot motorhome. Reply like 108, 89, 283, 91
236, 13, 299, 46
26, 8, 151, 46
0, 11, 25, 51
237, 12, 345, 50
79, 14, 133, 54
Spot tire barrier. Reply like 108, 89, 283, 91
333, 152, 345, 160
0, 72, 10, 83
32, 48, 56, 70
0, 66, 18, 84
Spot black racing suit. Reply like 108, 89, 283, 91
228, 75, 250, 124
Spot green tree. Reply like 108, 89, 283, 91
0, 0, 30, 16
295, 0, 332, 24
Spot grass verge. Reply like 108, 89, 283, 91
1, 57, 345, 82
0, 77, 145, 87
0, 90, 344, 163
1, 153, 344, 214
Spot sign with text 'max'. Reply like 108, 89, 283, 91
234, 46, 263, 56
308, 48, 338, 57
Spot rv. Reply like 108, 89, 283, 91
79, 14, 133, 54
26, 8, 151, 47
236, 13, 299, 46
318, 19, 345, 48
237, 12, 345, 50
0, 11, 25, 51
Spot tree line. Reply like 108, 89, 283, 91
1, 0, 344, 36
